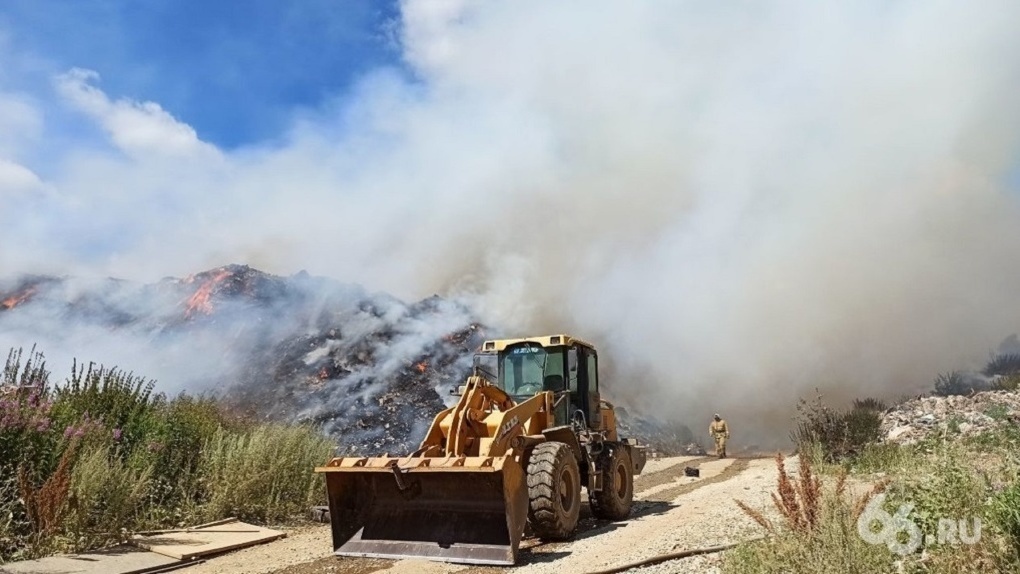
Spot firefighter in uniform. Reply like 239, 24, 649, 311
709, 413, 729, 458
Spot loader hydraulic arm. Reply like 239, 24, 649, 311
414, 375, 554, 458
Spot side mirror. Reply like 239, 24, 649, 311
568, 348, 578, 372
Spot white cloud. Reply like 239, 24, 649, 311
0, 157, 43, 192
0, 93, 43, 156
54, 68, 219, 159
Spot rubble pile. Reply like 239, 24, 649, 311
880, 390, 1020, 445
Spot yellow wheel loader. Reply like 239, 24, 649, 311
314, 334, 647, 566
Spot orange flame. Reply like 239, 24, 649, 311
318, 367, 330, 380
415, 361, 428, 373
1, 287, 37, 310
184, 270, 231, 318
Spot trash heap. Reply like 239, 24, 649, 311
613, 408, 704, 455
0, 264, 698, 456
879, 390, 1020, 445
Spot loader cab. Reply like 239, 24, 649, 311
478, 335, 601, 429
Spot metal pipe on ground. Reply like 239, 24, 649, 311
583, 536, 766, 574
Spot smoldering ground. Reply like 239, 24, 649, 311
3, 1, 1020, 446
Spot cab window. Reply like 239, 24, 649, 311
499, 345, 564, 396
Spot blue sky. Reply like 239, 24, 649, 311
0, 0, 403, 148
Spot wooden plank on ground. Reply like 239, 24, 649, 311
129, 519, 286, 560
0, 544, 181, 574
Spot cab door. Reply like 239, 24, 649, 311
585, 349, 601, 429
567, 345, 600, 430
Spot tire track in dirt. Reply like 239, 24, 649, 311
457, 457, 755, 574
640, 458, 751, 505
632, 457, 715, 493
530, 456, 719, 549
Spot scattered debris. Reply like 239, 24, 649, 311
879, 390, 1020, 444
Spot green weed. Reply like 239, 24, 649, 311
198, 425, 333, 524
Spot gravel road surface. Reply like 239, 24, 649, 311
177, 454, 785, 574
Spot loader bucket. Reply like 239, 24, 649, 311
315, 456, 528, 566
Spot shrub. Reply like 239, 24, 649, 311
198, 425, 333, 524
984, 353, 1020, 377
134, 393, 243, 515
992, 375, 1020, 392
1, 347, 57, 483
791, 393, 884, 462
0, 475, 26, 559
0, 346, 337, 562
852, 398, 887, 412
2, 346, 49, 388
49, 361, 157, 455
933, 371, 991, 397
62, 443, 153, 551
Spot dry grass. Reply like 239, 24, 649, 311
735, 499, 773, 532
739, 453, 826, 534
850, 477, 889, 522
726, 454, 894, 574
17, 441, 78, 536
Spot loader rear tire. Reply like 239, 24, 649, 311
526, 441, 581, 540
591, 445, 633, 521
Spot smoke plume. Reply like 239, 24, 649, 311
3, 1, 1020, 444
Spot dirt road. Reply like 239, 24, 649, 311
177, 455, 784, 574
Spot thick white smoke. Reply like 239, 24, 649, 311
3, 1, 1020, 443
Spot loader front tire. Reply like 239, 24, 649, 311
526, 441, 581, 540
590, 445, 633, 521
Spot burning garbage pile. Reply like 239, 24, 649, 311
612, 407, 704, 455
0, 264, 696, 455
0, 276, 59, 311
225, 298, 490, 455
0, 265, 490, 453
879, 390, 1020, 445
